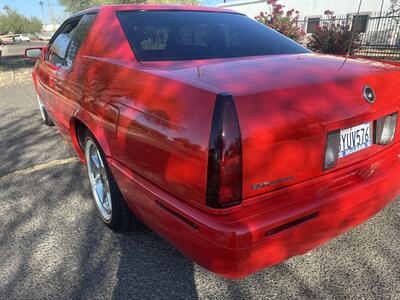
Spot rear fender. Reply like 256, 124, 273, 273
31, 68, 40, 95
69, 107, 111, 164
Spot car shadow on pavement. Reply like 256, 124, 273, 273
0, 109, 75, 177
0, 75, 199, 298
0, 55, 36, 72
0, 160, 199, 299
0, 87, 198, 297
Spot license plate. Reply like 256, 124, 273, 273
339, 122, 372, 158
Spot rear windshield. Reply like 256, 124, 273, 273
117, 10, 310, 61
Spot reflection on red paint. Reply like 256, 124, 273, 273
30, 4, 400, 278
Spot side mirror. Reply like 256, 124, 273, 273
25, 47, 46, 60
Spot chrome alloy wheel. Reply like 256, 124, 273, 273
37, 93, 46, 122
85, 139, 112, 222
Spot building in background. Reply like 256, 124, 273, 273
36, 23, 61, 40
43, 23, 61, 32
218, 0, 399, 59
217, 0, 388, 19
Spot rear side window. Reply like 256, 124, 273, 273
65, 14, 97, 68
117, 11, 310, 61
47, 18, 81, 66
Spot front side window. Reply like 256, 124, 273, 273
47, 18, 81, 66
117, 11, 310, 61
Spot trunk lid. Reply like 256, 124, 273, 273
142, 54, 400, 200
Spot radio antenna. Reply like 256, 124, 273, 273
339, 0, 363, 71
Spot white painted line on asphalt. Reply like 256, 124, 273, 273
0, 157, 80, 180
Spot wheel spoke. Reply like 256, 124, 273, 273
101, 184, 107, 204
95, 181, 103, 199
93, 173, 100, 184
96, 149, 105, 168
91, 153, 100, 170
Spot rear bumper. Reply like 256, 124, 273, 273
109, 143, 400, 279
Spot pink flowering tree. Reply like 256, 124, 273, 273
255, 0, 305, 41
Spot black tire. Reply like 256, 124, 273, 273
37, 94, 54, 126
84, 130, 139, 232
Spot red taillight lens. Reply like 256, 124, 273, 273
206, 93, 242, 208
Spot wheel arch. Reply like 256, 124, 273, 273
69, 108, 111, 164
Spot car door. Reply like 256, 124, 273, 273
35, 17, 82, 129
53, 13, 98, 135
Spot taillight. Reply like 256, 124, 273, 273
206, 93, 242, 208
374, 113, 398, 145
323, 130, 341, 170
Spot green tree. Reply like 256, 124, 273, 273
390, 0, 399, 13
59, 0, 199, 14
26, 17, 43, 34
147, 0, 199, 4
58, 0, 146, 14
389, 0, 400, 27
0, 8, 43, 35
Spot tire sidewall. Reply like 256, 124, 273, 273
84, 134, 120, 227
37, 93, 54, 126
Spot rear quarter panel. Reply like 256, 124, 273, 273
56, 7, 218, 207
89, 61, 216, 206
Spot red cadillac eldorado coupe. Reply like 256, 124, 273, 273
25, 5, 400, 278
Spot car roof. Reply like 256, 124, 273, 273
70, 4, 241, 18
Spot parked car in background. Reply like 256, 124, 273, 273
24, 5, 400, 278
0, 35, 15, 44
14, 34, 30, 42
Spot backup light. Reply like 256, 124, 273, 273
324, 131, 341, 170
374, 113, 398, 145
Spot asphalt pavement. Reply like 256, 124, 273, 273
0, 57, 399, 299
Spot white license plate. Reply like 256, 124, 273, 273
339, 122, 372, 158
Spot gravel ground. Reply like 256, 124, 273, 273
0, 57, 399, 299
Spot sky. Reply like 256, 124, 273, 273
0, 0, 221, 25
0, 0, 67, 24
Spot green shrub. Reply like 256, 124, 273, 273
307, 10, 361, 55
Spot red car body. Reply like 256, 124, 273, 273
27, 5, 400, 278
